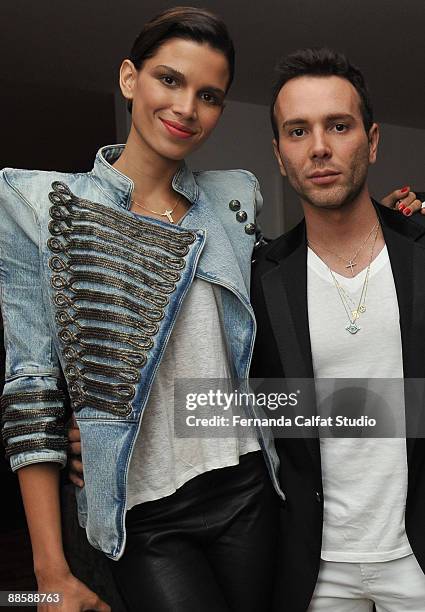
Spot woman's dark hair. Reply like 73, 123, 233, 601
270, 48, 374, 139
126, 6, 235, 112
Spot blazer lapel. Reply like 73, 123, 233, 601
261, 221, 320, 471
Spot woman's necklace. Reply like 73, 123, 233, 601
308, 223, 380, 335
308, 220, 379, 276
131, 194, 181, 223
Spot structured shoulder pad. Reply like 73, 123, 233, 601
1, 168, 83, 216
193, 169, 263, 216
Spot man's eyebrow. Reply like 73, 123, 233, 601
325, 113, 356, 123
155, 64, 226, 97
282, 113, 357, 129
282, 118, 308, 128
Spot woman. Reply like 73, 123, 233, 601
0, 7, 282, 612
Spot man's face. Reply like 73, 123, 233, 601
272, 75, 379, 210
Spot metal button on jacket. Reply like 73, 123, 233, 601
229, 199, 241, 211
236, 210, 248, 223
315, 491, 322, 503
244, 223, 256, 235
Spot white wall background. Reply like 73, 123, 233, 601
115, 96, 425, 237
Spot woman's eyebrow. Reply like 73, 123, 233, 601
155, 64, 186, 80
155, 64, 225, 97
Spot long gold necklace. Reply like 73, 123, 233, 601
131, 194, 181, 223
308, 220, 379, 276
308, 223, 380, 334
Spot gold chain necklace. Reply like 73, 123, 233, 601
308, 220, 379, 276
131, 194, 181, 223
308, 223, 380, 335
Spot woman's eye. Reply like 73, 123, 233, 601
160, 75, 177, 86
201, 92, 219, 105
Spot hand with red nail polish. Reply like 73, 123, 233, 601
380, 186, 411, 210
403, 208, 412, 216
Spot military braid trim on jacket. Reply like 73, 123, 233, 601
46, 181, 196, 417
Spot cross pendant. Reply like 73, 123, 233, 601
165, 209, 175, 223
345, 260, 357, 274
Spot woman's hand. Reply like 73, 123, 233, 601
37, 569, 111, 611
68, 415, 84, 488
380, 186, 424, 216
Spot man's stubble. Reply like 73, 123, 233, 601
282, 142, 371, 211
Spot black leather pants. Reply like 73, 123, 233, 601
107, 451, 279, 612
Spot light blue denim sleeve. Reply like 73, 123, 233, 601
253, 174, 263, 216
0, 170, 67, 472
250, 173, 267, 248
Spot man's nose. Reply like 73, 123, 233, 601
310, 129, 332, 159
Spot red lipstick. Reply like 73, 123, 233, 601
160, 118, 196, 139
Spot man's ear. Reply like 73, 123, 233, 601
368, 122, 379, 165
119, 59, 138, 103
272, 138, 287, 177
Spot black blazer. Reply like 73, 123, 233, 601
251, 202, 425, 611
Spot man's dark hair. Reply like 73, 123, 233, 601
270, 47, 374, 139
127, 6, 235, 113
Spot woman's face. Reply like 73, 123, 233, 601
122, 38, 230, 161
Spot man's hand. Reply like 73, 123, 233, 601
380, 186, 424, 216
68, 414, 84, 488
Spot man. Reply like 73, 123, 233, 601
251, 48, 425, 611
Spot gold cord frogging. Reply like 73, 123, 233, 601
47, 181, 196, 417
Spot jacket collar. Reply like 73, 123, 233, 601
265, 198, 425, 265
90, 144, 200, 211
264, 216, 306, 264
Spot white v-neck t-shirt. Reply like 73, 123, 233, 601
307, 245, 412, 562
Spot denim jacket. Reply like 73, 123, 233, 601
0, 144, 283, 560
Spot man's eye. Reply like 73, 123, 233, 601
291, 128, 305, 137
334, 123, 347, 132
